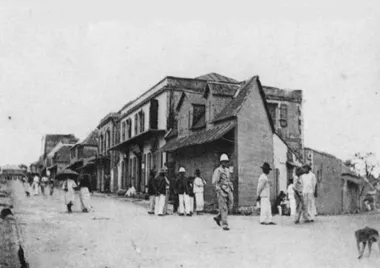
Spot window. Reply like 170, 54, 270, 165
208, 100, 212, 122
126, 119, 132, 139
100, 134, 104, 153
122, 122, 126, 141
134, 114, 138, 135
280, 104, 288, 128
106, 130, 110, 150
139, 110, 145, 133
267, 103, 277, 126
149, 99, 159, 130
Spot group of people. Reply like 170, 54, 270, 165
147, 166, 207, 217
22, 173, 54, 197
62, 174, 93, 213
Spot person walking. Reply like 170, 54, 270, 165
287, 179, 296, 216
257, 162, 276, 225
153, 168, 167, 216
22, 176, 31, 197
41, 174, 49, 196
147, 170, 156, 215
32, 174, 40, 196
294, 167, 312, 224
193, 169, 206, 215
301, 164, 317, 221
78, 174, 92, 213
62, 177, 77, 213
212, 154, 234, 231
175, 167, 191, 216
49, 178, 55, 196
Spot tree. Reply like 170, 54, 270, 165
345, 152, 380, 210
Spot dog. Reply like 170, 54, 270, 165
355, 227, 380, 259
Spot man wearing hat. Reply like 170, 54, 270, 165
153, 168, 169, 216
175, 167, 191, 216
212, 154, 234, 231
257, 162, 276, 225
300, 164, 317, 221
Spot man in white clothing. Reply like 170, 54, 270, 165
287, 179, 296, 216
257, 162, 276, 225
300, 164, 317, 221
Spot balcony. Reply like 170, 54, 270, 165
109, 129, 166, 152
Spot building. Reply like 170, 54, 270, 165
109, 74, 235, 193
263, 86, 304, 159
67, 130, 99, 188
40, 134, 78, 175
96, 113, 120, 192
341, 165, 363, 213
46, 143, 73, 184
161, 75, 276, 208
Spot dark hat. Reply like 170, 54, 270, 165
195, 169, 201, 175
261, 162, 272, 170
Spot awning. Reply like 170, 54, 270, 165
160, 121, 236, 152
109, 129, 166, 151
66, 160, 83, 170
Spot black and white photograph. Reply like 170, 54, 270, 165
1, 1, 380, 267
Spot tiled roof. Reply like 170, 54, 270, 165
82, 129, 99, 146
212, 76, 275, 132
204, 82, 240, 97
160, 121, 236, 152
196, 73, 239, 84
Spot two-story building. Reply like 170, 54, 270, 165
96, 113, 120, 192
46, 142, 73, 185
109, 73, 240, 193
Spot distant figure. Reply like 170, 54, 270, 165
32, 174, 40, 196
301, 164, 317, 221
273, 191, 286, 216
193, 169, 206, 215
49, 178, 55, 196
147, 170, 157, 215
294, 167, 312, 224
78, 175, 92, 213
287, 179, 296, 216
40, 175, 49, 195
153, 168, 168, 216
22, 177, 30, 197
62, 177, 77, 213
162, 167, 170, 215
257, 162, 275, 225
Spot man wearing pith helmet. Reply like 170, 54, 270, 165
257, 162, 276, 225
212, 153, 234, 231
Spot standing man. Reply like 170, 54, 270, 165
257, 162, 276, 225
153, 168, 167, 216
294, 167, 311, 224
175, 167, 191, 216
162, 166, 171, 215
147, 169, 156, 215
41, 174, 49, 196
301, 164, 317, 221
212, 154, 234, 231
193, 169, 206, 215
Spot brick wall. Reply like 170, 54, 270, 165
237, 86, 275, 206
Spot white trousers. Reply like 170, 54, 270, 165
195, 193, 204, 211
178, 194, 191, 215
154, 194, 165, 215
260, 197, 273, 223
189, 196, 194, 213
289, 197, 296, 216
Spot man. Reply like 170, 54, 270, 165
301, 164, 317, 221
147, 170, 156, 215
257, 162, 276, 225
212, 154, 234, 231
294, 167, 311, 224
41, 174, 49, 196
161, 166, 171, 215
153, 168, 168, 216
175, 167, 191, 216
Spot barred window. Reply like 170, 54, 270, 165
280, 104, 288, 128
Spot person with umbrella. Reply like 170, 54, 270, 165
57, 169, 78, 213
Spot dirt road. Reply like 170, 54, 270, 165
10, 181, 380, 268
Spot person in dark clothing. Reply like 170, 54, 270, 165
175, 167, 191, 216
171, 173, 179, 213
152, 168, 168, 216
187, 176, 195, 216
273, 191, 286, 215
147, 170, 156, 215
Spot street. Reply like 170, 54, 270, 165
10, 181, 380, 268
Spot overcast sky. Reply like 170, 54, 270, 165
1, 0, 380, 166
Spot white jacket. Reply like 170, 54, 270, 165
193, 177, 206, 193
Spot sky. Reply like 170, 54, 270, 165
0, 0, 380, 166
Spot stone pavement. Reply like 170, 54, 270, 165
11, 180, 380, 268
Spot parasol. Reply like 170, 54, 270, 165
55, 169, 78, 181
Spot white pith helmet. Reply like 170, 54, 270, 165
220, 154, 229, 162
179, 167, 186, 173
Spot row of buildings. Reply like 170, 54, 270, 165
29, 72, 366, 214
